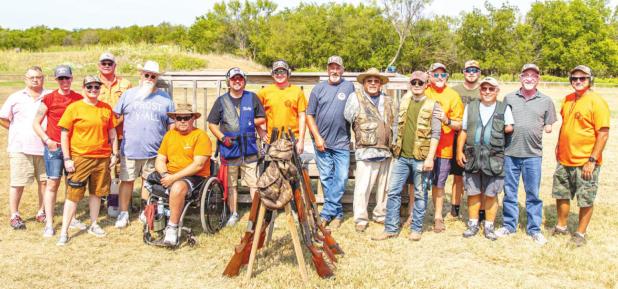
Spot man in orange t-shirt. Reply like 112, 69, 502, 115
257, 59, 307, 154
552, 65, 609, 247
425, 63, 463, 233
152, 103, 212, 246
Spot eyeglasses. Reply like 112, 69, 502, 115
143, 73, 157, 80
26, 76, 44, 81
410, 80, 425, 87
175, 115, 193, 122
365, 79, 381, 84
433, 73, 448, 78
230, 76, 245, 82
86, 85, 101, 90
273, 69, 288, 75
57, 76, 71, 81
100, 61, 114, 67
480, 86, 497, 92
463, 68, 480, 74
569, 76, 589, 82
521, 73, 539, 79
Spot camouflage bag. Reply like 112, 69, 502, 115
258, 161, 293, 209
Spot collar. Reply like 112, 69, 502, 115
516, 88, 541, 101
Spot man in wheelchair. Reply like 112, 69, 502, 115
147, 103, 212, 246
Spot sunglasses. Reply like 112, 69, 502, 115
175, 115, 193, 122
365, 79, 381, 84
273, 69, 288, 75
230, 76, 245, 82
569, 76, 589, 82
143, 73, 157, 80
57, 76, 71, 80
464, 68, 480, 74
86, 85, 101, 90
100, 61, 114, 67
480, 86, 497, 92
410, 80, 425, 87
433, 73, 448, 78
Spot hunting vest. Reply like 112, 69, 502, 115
352, 89, 393, 150
393, 92, 436, 160
219, 91, 259, 165
463, 100, 507, 176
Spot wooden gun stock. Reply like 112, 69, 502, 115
223, 192, 262, 277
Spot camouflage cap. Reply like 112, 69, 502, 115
272, 60, 290, 72
82, 75, 102, 86
410, 71, 428, 82
464, 60, 480, 69
479, 77, 499, 87
521, 63, 540, 74
327, 55, 344, 67
54, 65, 72, 79
570, 65, 592, 76
428, 62, 447, 72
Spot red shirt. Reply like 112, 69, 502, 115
41, 90, 83, 142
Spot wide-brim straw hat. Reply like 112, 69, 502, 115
356, 67, 389, 84
167, 103, 201, 119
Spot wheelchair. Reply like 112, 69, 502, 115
142, 161, 229, 248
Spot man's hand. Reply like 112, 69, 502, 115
295, 140, 304, 155
422, 158, 434, 172
222, 136, 234, 148
47, 139, 59, 151
160, 173, 177, 188
64, 160, 75, 173
582, 161, 595, 181
456, 152, 467, 168
109, 154, 118, 169
314, 135, 326, 152
433, 105, 448, 124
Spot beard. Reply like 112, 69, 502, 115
136, 81, 155, 101
329, 74, 341, 83
522, 82, 536, 91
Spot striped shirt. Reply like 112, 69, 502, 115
504, 89, 557, 157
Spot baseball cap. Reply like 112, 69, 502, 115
428, 62, 447, 72
54, 65, 72, 79
521, 63, 540, 74
272, 60, 290, 72
464, 60, 480, 69
410, 71, 428, 82
99, 52, 115, 63
479, 77, 499, 87
226, 67, 247, 80
570, 65, 592, 76
327, 55, 344, 67
83, 75, 102, 86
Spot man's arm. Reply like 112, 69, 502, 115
160, 155, 209, 187
155, 154, 168, 175
456, 130, 468, 168
306, 115, 325, 152
208, 123, 224, 142
296, 112, 306, 154
254, 117, 265, 126
0, 118, 9, 129
108, 127, 119, 168
32, 103, 57, 147
60, 128, 75, 172
582, 128, 609, 180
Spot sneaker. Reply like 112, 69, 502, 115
371, 232, 399, 241
139, 210, 147, 224
329, 218, 342, 230
484, 224, 497, 241
56, 234, 69, 246
88, 224, 106, 237
433, 218, 445, 233
226, 212, 239, 227
463, 221, 479, 238
570, 232, 587, 247
115, 212, 129, 228
163, 225, 178, 246
69, 219, 87, 231
531, 232, 548, 245
495, 227, 514, 238
550, 226, 569, 236
355, 223, 367, 233
10, 215, 26, 230
408, 231, 422, 241
35, 211, 46, 223
42, 226, 55, 238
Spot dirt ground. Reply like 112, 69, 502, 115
0, 83, 616, 289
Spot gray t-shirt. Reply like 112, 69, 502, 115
504, 89, 557, 157
306, 79, 355, 150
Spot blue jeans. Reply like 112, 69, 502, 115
503, 156, 543, 235
43, 145, 65, 179
384, 157, 431, 233
315, 148, 349, 221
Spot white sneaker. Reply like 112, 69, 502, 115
531, 232, 548, 246
56, 234, 69, 246
139, 210, 147, 224
163, 226, 178, 246
88, 223, 106, 237
69, 219, 87, 231
42, 226, 55, 238
115, 212, 129, 228
495, 227, 514, 238
226, 212, 239, 227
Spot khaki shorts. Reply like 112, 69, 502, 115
9, 153, 46, 186
228, 162, 258, 189
119, 157, 156, 181
66, 156, 111, 202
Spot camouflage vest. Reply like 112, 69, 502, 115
352, 89, 393, 150
393, 92, 435, 160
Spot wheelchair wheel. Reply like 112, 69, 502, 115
200, 177, 228, 234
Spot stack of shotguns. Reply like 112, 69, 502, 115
222, 128, 344, 279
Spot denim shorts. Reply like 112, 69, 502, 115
43, 146, 65, 179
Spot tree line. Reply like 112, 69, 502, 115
1, 0, 617, 77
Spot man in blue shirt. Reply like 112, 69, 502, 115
306, 56, 355, 229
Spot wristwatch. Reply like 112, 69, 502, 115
63, 157, 71, 161
446, 118, 452, 126
588, 156, 597, 163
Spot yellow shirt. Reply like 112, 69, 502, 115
57, 100, 117, 158
558, 90, 610, 166
98, 75, 132, 108
158, 128, 212, 177
257, 84, 307, 138
426, 85, 463, 159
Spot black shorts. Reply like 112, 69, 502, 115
146, 172, 205, 198
450, 132, 464, 176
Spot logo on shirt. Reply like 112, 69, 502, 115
242, 106, 252, 111
337, 92, 346, 101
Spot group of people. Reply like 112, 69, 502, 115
3, 53, 609, 248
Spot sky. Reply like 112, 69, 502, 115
1, 0, 617, 30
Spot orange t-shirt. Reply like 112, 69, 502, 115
557, 90, 610, 166
57, 100, 117, 158
257, 84, 307, 138
426, 85, 464, 159
158, 128, 212, 177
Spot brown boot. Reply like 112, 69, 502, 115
355, 223, 367, 233
408, 231, 422, 241
433, 218, 445, 233
371, 232, 398, 241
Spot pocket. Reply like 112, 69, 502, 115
488, 148, 504, 175
463, 145, 477, 172
244, 135, 259, 156
490, 115, 505, 147
358, 122, 378, 146
220, 137, 241, 159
